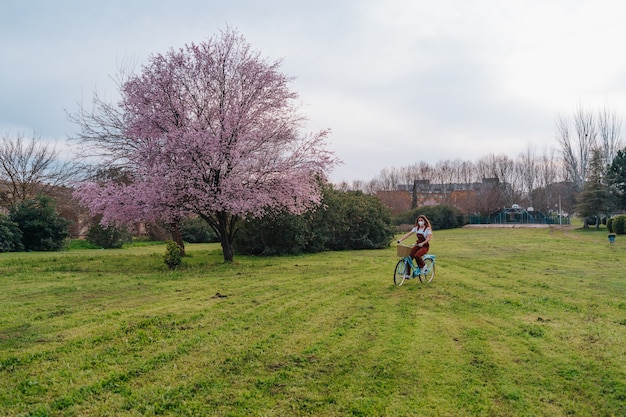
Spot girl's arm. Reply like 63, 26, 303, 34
397, 230, 414, 243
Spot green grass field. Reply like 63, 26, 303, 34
1, 226, 625, 416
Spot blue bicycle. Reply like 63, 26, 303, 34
394, 244, 436, 286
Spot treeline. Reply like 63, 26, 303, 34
339, 151, 572, 215
234, 187, 465, 256
337, 106, 626, 227
3, 106, 626, 254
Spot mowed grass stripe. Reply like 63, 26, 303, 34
97, 254, 392, 415
2, 250, 379, 414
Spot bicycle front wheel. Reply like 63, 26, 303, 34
419, 257, 435, 283
394, 259, 409, 286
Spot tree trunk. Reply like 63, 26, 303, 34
199, 211, 237, 262
221, 233, 234, 262
217, 212, 235, 262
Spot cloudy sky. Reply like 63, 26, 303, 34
2, 0, 626, 183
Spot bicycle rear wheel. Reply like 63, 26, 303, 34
419, 257, 435, 283
394, 259, 410, 286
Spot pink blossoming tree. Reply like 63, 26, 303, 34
74, 28, 337, 262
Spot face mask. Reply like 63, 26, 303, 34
418, 221, 425, 226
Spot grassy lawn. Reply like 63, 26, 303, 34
1, 226, 625, 416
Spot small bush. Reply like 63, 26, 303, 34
10, 195, 70, 251
584, 217, 599, 228
0, 214, 24, 252
86, 218, 132, 249
613, 215, 626, 234
180, 216, 217, 243
164, 240, 183, 269
392, 205, 466, 230
607, 217, 614, 233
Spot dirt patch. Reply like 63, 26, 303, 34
548, 224, 581, 238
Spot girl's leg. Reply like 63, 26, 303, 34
410, 246, 429, 269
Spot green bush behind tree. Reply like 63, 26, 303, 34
86, 216, 132, 249
235, 185, 395, 255
0, 214, 24, 252
180, 216, 218, 243
10, 195, 70, 251
392, 204, 466, 230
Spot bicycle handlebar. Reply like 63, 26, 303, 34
396, 242, 415, 247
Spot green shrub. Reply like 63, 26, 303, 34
164, 240, 183, 269
86, 217, 132, 249
235, 185, 395, 255
607, 217, 614, 233
180, 216, 218, 243
0, 214, 24, 252
315, 188, 394, 251
613, 215, 626, 234
10, 195, 70, 251
392, 205, 466, 230
236, 210, 312, 256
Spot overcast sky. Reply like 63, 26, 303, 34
2, 0, 626, 183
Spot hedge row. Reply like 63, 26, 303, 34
235, 186, 395, 256
391, 205, 466, 230
607, 215, 626, 234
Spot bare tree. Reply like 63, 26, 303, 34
574, 106, 597, 184
66, 89, 136, 170
335, 180, 371, 193
432, 159, 457, 204
597, 106, 623, 167
530, 147, 563, 213
556, 107, 598, 191
537, 147, 561, 189
474, 154, 520, 208
456, 159, 477, 188
66, 60, 141, 171
475, 154, 516, 185
516, 144, 539, 206
374, 166, 403, 191
0, 131, 79, 210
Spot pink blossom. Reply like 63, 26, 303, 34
74, 28, 338, 261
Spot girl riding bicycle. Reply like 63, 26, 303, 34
397, 215, 432, 271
